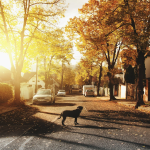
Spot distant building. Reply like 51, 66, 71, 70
0, 66, 12, 83
144, 48, 150, 101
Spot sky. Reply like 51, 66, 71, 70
59, 0, 89, 65
0, 0, 89, 70
59, 0, 89, 28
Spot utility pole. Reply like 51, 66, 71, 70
61, 61, 64, 89
35, 57, 38, 93
44, 57, 47, 89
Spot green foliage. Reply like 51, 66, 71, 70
0, 83, 13, 103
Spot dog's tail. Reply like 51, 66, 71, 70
52, 113, 62, 123
57, 113, 62, 119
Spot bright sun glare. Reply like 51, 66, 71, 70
0, 52, 11, 70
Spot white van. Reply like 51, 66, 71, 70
82, 85, 97, 96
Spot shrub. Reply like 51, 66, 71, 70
0, 83, 14, 103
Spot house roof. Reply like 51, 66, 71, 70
0, 65, 11, 73
21, 72, 36, 82
0, 66, 11, 81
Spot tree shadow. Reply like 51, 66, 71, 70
1, 105, 150, 150
0, 105, 64, 137
113, 99, 137, 102
74, 124, 120, 130
32, 102, 76, 107
79, 109, 150, 128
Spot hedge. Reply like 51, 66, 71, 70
0, 83, 13, 103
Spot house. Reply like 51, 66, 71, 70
20, 72, 45, 99
144, 48, 150, 102
20, 72, 60, 99
23, 72, 45, 89
118, 47, 150, 101
114, 70, 125, 84
0, 66, 12, 83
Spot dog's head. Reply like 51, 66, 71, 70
77, 106, 83, 111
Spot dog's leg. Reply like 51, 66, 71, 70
74, 117, 79, 125
62, 116, 66, 126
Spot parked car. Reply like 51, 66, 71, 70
85, 89, 94, 97
79, 89, 82, 92
32, 89, 55, 105
57, 90, 66, 96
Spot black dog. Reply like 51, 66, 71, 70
58, 106, 83, 126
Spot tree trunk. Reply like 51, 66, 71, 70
45, 73, 48, 89
135, 51, 145, 108
97, 64, 102, 96
109, 79, 114, 100
14, 69, 21, 105
108, 73, 116, 101
61, 62, 64, 89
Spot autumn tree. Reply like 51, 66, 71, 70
63, 66, 76, 88
0, 0, 66, 104
27, 28, 73, 89
120, 46, 137, 69
76, 47, 105, 96
104, 0, 150, 107
55, 37, 73, 89
66, 0, 123, 100
78, 58, 95, 85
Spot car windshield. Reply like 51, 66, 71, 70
59, 90, 65, 92
37, 89, 51, 95
87, 90, 93, 92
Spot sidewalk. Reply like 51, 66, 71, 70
116, 100, 150, 114
0, 99, 32, 115
0, 106, 18, 115
97, 96, 150, 114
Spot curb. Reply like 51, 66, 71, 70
0, 107, 18, 115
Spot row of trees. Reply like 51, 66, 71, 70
66, 0, 150, 108
28, 28, 75, 90
0, 0, 75, 104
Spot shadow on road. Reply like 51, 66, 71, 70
1, 101, 150, 150
74, 124, 120, 130
79, 109, 150, 128
0, 105, 64, 137
32, 102, 76, 107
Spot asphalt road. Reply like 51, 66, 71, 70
0, 94, 150, 150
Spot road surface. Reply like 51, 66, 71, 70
0, 94, 150, 150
